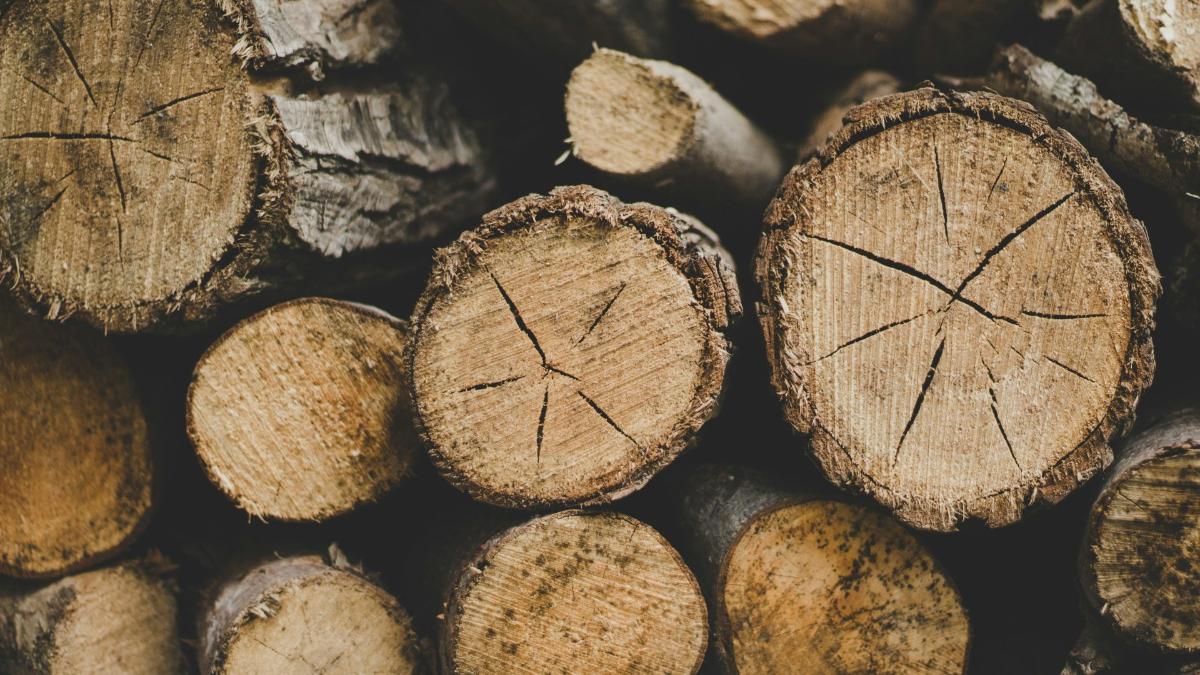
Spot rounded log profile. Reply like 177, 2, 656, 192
798, 70, 901, 160
407, 185, 740, 509
757, 87, 1159, 530
0, 305, 153, 578
0, 560, 182, 674
0, 0, 493, 332
1082, 406, 1200, 654
673, 465, 970, 674
440, 510, 707, 674
565, 49, 784, 216
680, 0, 920, 64
187, 297, 417, 521
199, 553, 422, 674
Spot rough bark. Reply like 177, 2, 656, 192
187, 297, 418, 521
798, 70, 902, 160
1166, 237, 1200, 337
0, 303, 153, 579
0, 0, 495, 332
915, 0, 1032, 74
757, 86, 1159, 531
437, 510, 707, 675
565, 49, 785, 220
407, 185, 740, 509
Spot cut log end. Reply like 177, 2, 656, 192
442, 511, 707, 675
758, 87, 1158, 530
188, 298, 417, 521
0, 306, 152, 578
721, 500, 970, 673
409, 186, 738, 508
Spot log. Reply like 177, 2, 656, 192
914, 0, 1031, 73
672, 465, 970, 674
199, 550, 423, 673
1056, 0, 1200, 114
1081, 406, 1200, 655
565, 49, 785, 219
0, 559, 182, 674
1166, 237, 1200, 336
798, 70, 901, 160
757, 86, 1159, 530
407, 185, 740, 509
187, 297, 417, 521
680, 0, 921, 65
0, 304, 153, 578
437, 510, 707, 674
0, 0, 494, 332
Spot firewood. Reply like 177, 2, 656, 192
680, 0, 921, 65
1167, 238, 1200, 336
0, 0, 494, 332
407, 186, 740, 509
1081, 406, 1200, 655
187, 297, 417, 521
198, 551, 422, 674
757, 86, 1159, 531
0, 305, 152, 578
565, 49, 785, 218
798, 70, 901, 160
0, 560, 182, 674
914, 0, 1031, 73
437, 510, 707, 674
672, 465, 970, 674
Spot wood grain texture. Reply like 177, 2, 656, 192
188, 297, 417, 521
408, 185, 740, 509
757, 87, 1159, 531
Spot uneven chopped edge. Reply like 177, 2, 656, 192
758, 87, 1158, 530
440, 510, 708, 675
407, 185, 740, 509
186, 297, 417, 521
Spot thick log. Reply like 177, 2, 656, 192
407, 185, 740, 509
757, 86, 1159, 530
798, 70, 901, 160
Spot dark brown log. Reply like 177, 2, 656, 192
914, 0, 1031, 74
798, 70, 901, 160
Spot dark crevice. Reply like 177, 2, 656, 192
1, 131, 135, 142
106, 136, 127, 213
133, 0, 167, 68
576, 281, 626, 346
1021, 309, 1108, 320
544, 364, 578, 380
115, 215, 124, 262
170, 173, 211, 192
578, 391, 639, 450
805, 233, 956, 295
536, 385, 549, 463
1045, 355, 1096, 383
989, 386, 1021, 470
807, 311, 929, 364
488, 270, 547, 365
986, 157, 1008, 205
455, 375, 523, 393
45, 20, 97, 108
21, 74, 64, 105
133, 87, 225, 123
895, 337, 946, 461
934, 145, 949, 241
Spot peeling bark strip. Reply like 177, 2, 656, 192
439, 511, 707, 675
0, 0, 494, 332
0, 561, 182, 674
199, 553, 422, 674
670, 466, 970, 675
187, 298, 418, 521
1082, 406, 1200, 655
0, 304, 153, 579
565, 49, 785, 218
407, 186, 740, 509
757, 87, 1159, 531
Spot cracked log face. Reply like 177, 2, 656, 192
758, 88, 1158, 531
0, 305, 152, 578
441, 511, 708, 675
187, 298, 417, 521
408, 186, 739, 508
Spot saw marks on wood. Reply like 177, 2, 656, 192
723, 500, 969, 674
445, 511, 708, 675
188, 298, 416, 521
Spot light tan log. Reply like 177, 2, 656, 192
439, 510, 707, 674
0, 560, 182, 674
187, 297, 417, 521
0, 304, 152, 578
798, 70, 901, 160
407, 185, 740, 509
565, 49, 785, 217
199, 551, 423, 674
757, 86, 1159, 531
0, 0, 494, 332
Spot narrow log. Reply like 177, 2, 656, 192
757, 86, 1159, 530
798, 70, 901, 160
0, 560, 182, 674
565, 49, 785, 218
438, 510, 707, 674
199, 550, 422, 673
407, 186, 740, 509
0, 0, 494, 332
672, 465, 970, 674
0, 304, 153, 578
187, 297, 417, 521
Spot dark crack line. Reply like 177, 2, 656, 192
107, 136, 127, 213
986, 157, 1008, 205
536, 385, 549, 463
544, 364, 578, 380
455, 375, 524, 393
21, 74, 64, 105
895, 337, 946, 461
45, 20, 97, 108
133, 86, 224, 123
134, 0, 168, 68
1044, 355, 1096, 383
1021, 310, 1108, 320
489, 270, 547, 365
575, 281, 627, 346
989, 387, 1021, 470
578, 391, 639, 450
1, 131, 136, 142
807, 311, 929, 364
115, 215, 124, 263
170, 173, 211, 192
19, 185, 70, 242
139, 147, 185, 164
934, 145, 949, 242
